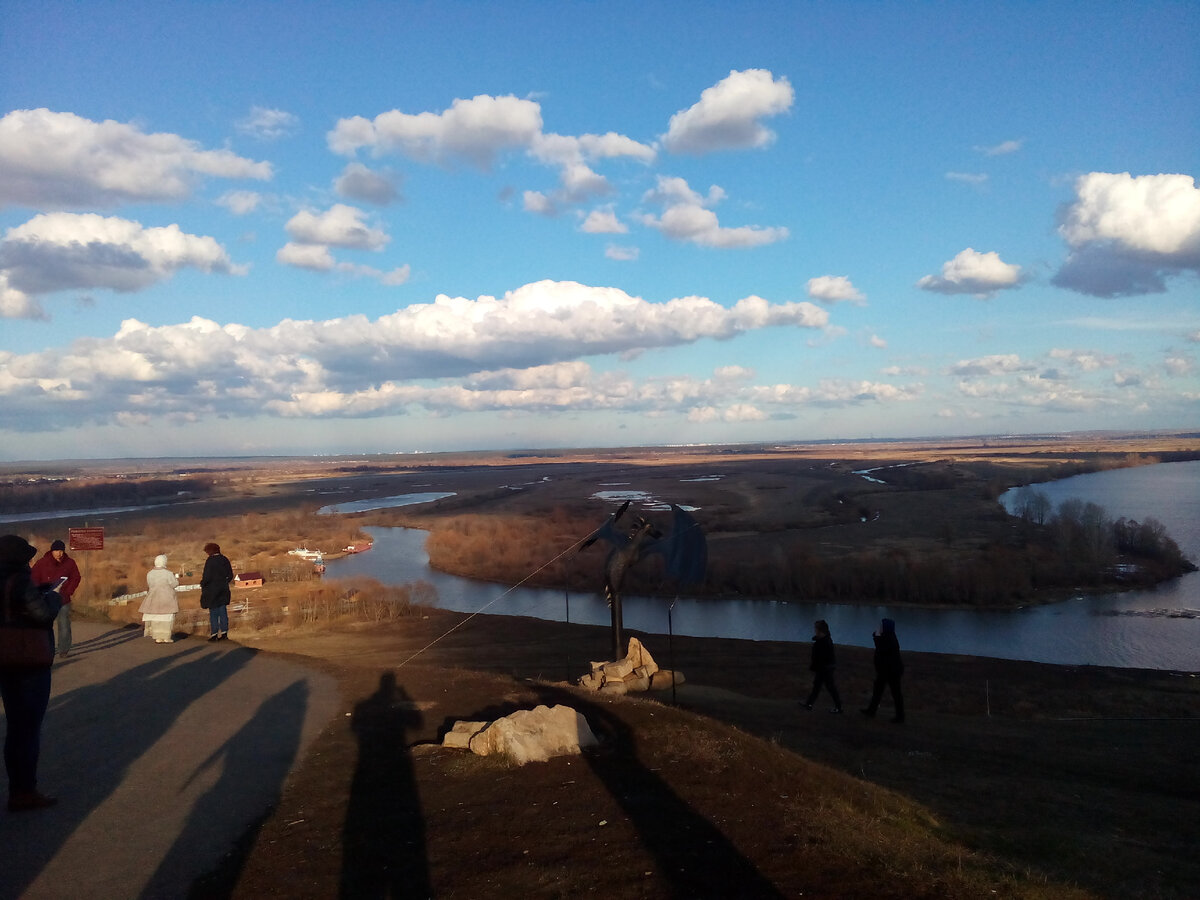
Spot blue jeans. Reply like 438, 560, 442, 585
0, 664, 52, 794
54, 604, 72, 656
208, 605, 229, 636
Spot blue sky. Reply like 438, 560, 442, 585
1, 1, 1197, 460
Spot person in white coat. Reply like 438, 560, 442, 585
139, 555, 179, 643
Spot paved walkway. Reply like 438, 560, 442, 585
0, 620, 342, 900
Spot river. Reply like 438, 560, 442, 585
325, 461, 1200, 671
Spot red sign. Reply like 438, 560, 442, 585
69, 527, 105, 551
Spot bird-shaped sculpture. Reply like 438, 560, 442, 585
581, 501, 707, 660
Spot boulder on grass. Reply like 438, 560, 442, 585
463, 705, 598, 765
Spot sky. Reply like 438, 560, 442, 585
1, 1, 1198, 461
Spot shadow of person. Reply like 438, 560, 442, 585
0, 646, 254, 899
340, 672, 429, 899
139, 680, 311, 899
532, 683, 785, 899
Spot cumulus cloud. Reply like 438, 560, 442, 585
0, 109, 272, 209
0, 280, 830, 427
284, 203, 389, 250
328, 94, 544, 168
662, 69, 794, 154
235, 106, 300, 141
917, 248, 1023, 297
0, 272, 44, 320
1052, 172, 1200, 297
216, 190, 263, 215
1048, 348, 1119, 371
334, 163, 401, 205
806, 275, 865, 304
0, 213, 241, 309
580, 207, 627, 234
638, 175, 788, 249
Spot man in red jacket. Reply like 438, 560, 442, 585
30, 540, 81, 658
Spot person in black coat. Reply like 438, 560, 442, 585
862, 617, 904, 723
0, 534, 63, 812
200, 542, 234, 641
802, 619, 842, 713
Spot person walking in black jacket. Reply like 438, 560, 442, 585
802, 619, 842, 713
862, 617, 904, 723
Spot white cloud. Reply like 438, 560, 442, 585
869, 334, 887, 349
806, 275, 865, 304
0, 280, 829, 427
917, 248, 1023, 297
1048, 348, 1119, 371
639, 175, 787, 249
581, 207, 627, 234
216, 190, 263, 215
1165, 356, 1194, 377
1053, 172, 1200, 297
235, 106, 300, 141
328, 94, 543, 168
523, 191, 555, 216
0, 213, 241, 305
334, 163, 400, 205
0, 109, 272, 209
0, 272, 44, 320
974, 139, 1023, 156
949, 354, 1036, 377
604, 244, 639, 261
284, 204, 389, 250
276, 242, 334, 271
662, 69, 794, 154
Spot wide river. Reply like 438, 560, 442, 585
325, 461, 1200, 671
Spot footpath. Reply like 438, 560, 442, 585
0, 620, 341, 900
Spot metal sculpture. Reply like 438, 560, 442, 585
581, 501, 707, 661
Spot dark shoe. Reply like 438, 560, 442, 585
800, 702, 813, 711
208, 634, 219, 642
829, 708, 843, 714
218, 632, 228, 640
860, 709, 875, 717
8, 791, 57, 812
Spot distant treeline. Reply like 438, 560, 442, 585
0, 476, 215, 514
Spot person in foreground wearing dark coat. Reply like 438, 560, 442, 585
0, 535, 63, 812
802, 619, 842, 713
200, 541, 234, 641
862, 617, 905, 723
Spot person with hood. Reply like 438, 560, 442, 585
862, 617, 905, 723
30, 538, 81, 658
801, 619, 842, 713
0, 535, 63, 812
139, 555, 179, 644
200, 542, 233, 641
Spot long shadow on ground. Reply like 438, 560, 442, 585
339, 672, 430, 899
0, 645, 253, 900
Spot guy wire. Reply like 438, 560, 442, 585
395, 531, 595, 669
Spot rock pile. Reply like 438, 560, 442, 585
442, 704, 598, 765
577, 637, 684, 694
